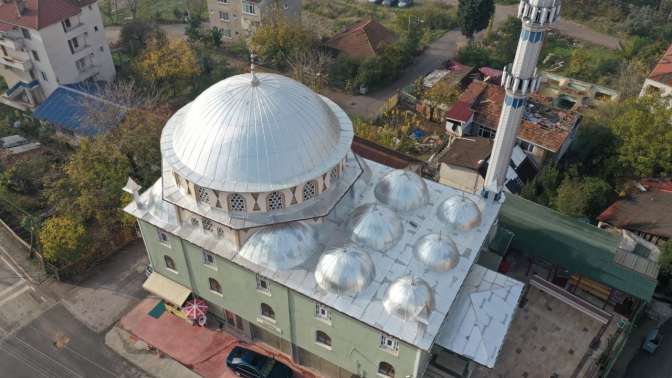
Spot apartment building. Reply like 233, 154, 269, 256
207, 0, 301, 41
0, 0, 115, 111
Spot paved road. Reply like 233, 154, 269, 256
0, 304, 147, 378
623, 317, 672, 378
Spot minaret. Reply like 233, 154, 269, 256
483, 0, 561, 198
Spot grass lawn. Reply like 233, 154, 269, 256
99, 0, 208, 25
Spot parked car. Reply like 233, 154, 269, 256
382, 0, 398, 6
398, 0, 413, 7
226, 346, 293, 378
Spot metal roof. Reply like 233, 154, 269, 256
436, 264, 523, 368
161, 73, 353, 193
500, 195, 658, 301
34, 85, 126, 137
240, 222, 320, 271
374, 169, 429, 212
126, 159, 502, 351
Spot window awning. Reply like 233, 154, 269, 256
142, 272, 191, 306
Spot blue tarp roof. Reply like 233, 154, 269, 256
34, 84, 127, 137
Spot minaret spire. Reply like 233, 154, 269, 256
483, 0, 561, 199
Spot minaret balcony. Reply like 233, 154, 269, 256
517, 0, 561, 26
501, 66, 541, 96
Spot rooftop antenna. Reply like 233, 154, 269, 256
250, 52, 259, 86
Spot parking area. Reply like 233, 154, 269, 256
472, 286, 604, 378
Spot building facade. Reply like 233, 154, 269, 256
0, 0, 115, 111
206, 0, 301, 42
125, 70, 524, 377
640, 43, 672, 99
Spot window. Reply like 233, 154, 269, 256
99, 46, 104, 52
209, 278, 222, 294
31, 50, 39, 61
283, 3, 289, 9
222, 29, 232, 39
94, 26, 99, 32
219, 11, 229, 21
217, 0, 230, 3
518, 140, 534, 152
316, 330, 332, 348
164, 255, 176, 271
478, 126, 496, 139
68, 37, 80, 54
40, 71, 47, 81
202, 218, 214, 232
29, 69, 35, 80
190, 216, 200, 227
378, 362, 395, 377
157, 229, 170, 246
303, 181, 317, 202
330, 167, 338, 181
243, 2, 256, 14
75, 57, 88, 71
256, 274, 270, 293
197, 186, 210, 204
260, 303, 275, 319
266, 191, 284, 211
62, 19, 72, 31
21, 28, 30, 39
202, 250, 216, 266
379, 333, 399, 353
315, 303, 331, 322
228, 193, 246, 212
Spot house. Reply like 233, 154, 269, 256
540, 72, 619, 109
444, 80, 582, 166
640, 43, 672, 98
33, 83, 126, 142
597, 180, 672, 246
0, 133, 40, 160
124, 72, 524, 377
207, 0, 301, 41
325, 19, 398, 60
0, 0, 115, 111
435, 137, 537, 194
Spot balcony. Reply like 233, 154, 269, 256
76, 64, 99, 81
63, 22, 84, 34
0, 54, 32, 71
1, 80, 42, 111
0, 35, 23, 50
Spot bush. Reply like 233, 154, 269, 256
329, 55, 360, 89
39, 216, 88, 266
457, 44, 492, 67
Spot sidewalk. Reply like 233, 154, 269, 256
0, 218, 46, 283
119, 298, 318, 378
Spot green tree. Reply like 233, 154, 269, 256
209, 27, 223, 48
250, 18, 317, 69
424, 81, 460, 105
457, 0, 495, 39
609, 95, 672, 177
554, 176, 613, 220
457, 44, 491, 67
39, 216, 88, 266
660, 241, 672, 276
487, 16, 521, 67
186, 16, 203, 43
119, 22, 164, 57
520, 163, 561, 207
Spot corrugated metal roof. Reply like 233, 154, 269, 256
500, 195, 658, 301
33, 85, 126, 137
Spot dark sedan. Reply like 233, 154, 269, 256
226, 346, 293, 378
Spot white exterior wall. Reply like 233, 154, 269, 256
640, 78, 672, 98
439, 163, 484, 194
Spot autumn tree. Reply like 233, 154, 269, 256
250, 18, 317, 69
424, 81, 460, 106
457, 0, 495, 39
39, 216, 88, 265
134, 37, 201, 94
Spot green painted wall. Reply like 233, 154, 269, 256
139, 220, 424, 377
139, 221, 192, 289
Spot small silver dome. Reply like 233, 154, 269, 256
240, 222, 319, 270
348, 203, 403, 251
437, 196, 482, 231
414, 234, 460, 272
383, 276, 433, 321
374, 169, 429, 211
314, 246, 375, 295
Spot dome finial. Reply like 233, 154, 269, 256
250, 52, 259, 86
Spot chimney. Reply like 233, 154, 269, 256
15, 0, 25, 17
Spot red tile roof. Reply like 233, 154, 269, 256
326, 19, 398, 60
445, 101, 473, 123
457, 81, 579, 153
351, 136, 424, 171
597, 180, 672, 239
648, 43, 672, 87
0, 0, 95, 30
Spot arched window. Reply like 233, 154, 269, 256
197, 186, 210, 204
266, 191, 285, 211
302, 181, 317, 202
378, 362, 395, 377
209, 278, 222, 294
316, 330, 332, 347
164, 255, 176, 271
228, 193, 247, 212
260, 303, 275, 320
330, 167, 339, 181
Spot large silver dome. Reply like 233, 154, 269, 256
239, 222, 319, 270
348, 203, 403, 251
161, 73, 353, 193
437, 196, 482, 231
314, 246, 375, 295
374, 169, 429, 211
383, 276, 433, 321
414, 234, 460, 272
